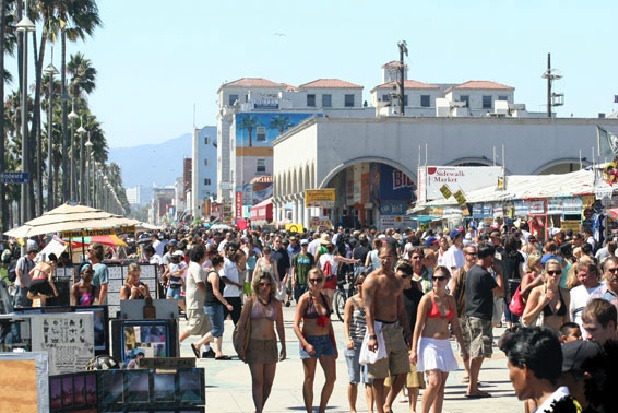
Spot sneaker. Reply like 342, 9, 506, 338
202, 349, 216, 358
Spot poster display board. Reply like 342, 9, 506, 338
31, 312, 94, 375
106, 262, 158, 318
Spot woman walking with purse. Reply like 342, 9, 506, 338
237, 273, 286, 413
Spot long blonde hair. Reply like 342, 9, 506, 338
125, 262, 141, 284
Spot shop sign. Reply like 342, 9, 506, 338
547, 198, 564, 215
527, 200, 546, 215
306, 189, 336, 208
418, 166, 502, 202
379, 201, 408, 215
309, 216, 333, 230
561, 221, 581, 234
492, 203, 504, 218
562, 198, 583, 215
514, 201, 529, 215
380, 215, 413, 229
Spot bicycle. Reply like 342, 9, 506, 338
333, 263, 361, 322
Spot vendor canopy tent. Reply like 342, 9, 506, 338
4, 203, 139, 239
415, 167, 610, 207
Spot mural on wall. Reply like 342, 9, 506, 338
370, 163, 416, 205
235, 113, 321, 147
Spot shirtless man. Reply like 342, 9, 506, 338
364, 246, 410, 413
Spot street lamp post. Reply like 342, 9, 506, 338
16, 0, 35, 224
76, 116, 86, 204
44, 54, 59, 210
68, 99, 78, 201
84, 132, 93, 206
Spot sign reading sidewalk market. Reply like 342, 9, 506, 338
305, 189, 335, 208
61, 225, 135, 238
417, 166, 503, 203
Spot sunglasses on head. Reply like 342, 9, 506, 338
309, 278, 323, 283
432, 276, 446, 282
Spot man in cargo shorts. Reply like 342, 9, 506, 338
364, 246, 410, 413
463, 244, 503, 398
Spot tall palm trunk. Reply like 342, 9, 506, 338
31, 32, 46, 217
61, 30, 68, 203
0, 0, 6, 233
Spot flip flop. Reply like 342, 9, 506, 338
215, 355, 232, 360
465, 391, 491, 399
190, 343, 201, 358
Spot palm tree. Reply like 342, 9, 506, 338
269, 114, 292, 134
238, 115, 261, 147
67, 51, 95, 97
32, 0, 102, 205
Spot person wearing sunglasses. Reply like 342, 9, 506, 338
411, 266, 468, 413
522, 259, 571, 333
592, 256, 618, 309
293, 268, 337, 413
236, 274, 286, 413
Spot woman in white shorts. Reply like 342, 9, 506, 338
411, 266, 468, 413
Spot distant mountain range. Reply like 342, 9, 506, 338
109, 132, 193, 189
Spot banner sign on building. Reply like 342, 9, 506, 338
235, 191, 243, 219
309, 216, 333, 230
61, 226, 136, 238
417, 166, 503, 203
306, 189, 336, 208
527, 200, 546, 215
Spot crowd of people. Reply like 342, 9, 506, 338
5, 221, 618, 413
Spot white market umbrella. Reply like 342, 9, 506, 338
4, 203, 139, 239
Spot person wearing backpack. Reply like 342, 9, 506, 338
319, 242, 358, 305
14, 246, 38, 308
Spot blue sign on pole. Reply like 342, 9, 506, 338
0, 172, 29, 184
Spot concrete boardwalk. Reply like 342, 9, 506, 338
180, 305, 522, 413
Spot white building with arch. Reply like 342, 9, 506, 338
273, 116, 618, 229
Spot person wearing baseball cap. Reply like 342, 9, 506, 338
444, 228, 465, 271
558, 339, 602, 410
425, 236, 439, 249
291, 238, 314, 301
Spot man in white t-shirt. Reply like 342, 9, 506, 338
569, 261, 603, 337
444, 228, 465, 272
220, 242, 242, 325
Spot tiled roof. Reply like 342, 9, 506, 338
298, 79, 363, 89
220, 78, 286, 88
450, 80, 514, 90
371, 80, 439, 92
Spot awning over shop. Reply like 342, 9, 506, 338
250, 198, 273, 222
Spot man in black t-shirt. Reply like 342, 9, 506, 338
352, 236, 370, 276
463, 245, 503, 398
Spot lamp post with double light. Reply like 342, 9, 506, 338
84, 132, 93, 206
76, 116, 86, 204
16, 1, 35, 224
44, 54, 59, 210
68, 99, 78, 201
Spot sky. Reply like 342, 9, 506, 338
14, 1, 618, 149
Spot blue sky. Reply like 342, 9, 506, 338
15, 0, 617, 148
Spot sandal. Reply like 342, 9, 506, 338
190, 343, 201, 358
465, 391, 491, 399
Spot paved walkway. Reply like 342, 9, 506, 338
180, 305, 522, 413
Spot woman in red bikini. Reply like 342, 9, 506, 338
411, 266, 468, 413
293, 268, 337, 413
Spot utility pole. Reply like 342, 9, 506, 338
542, 52, 563, 118
397, 40, 408, 116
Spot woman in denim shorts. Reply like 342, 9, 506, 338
293, 268, 337, 413
343, 273, 374, 413
193, 255, 234, 360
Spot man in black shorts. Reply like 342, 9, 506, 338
463, 244, 503, 398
